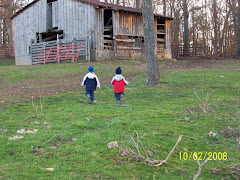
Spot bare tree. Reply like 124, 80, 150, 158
142, 0, 160, 85
183, 0, 190, 55
163, 0, 166, 16
0, 0, 29, 45
238, 0, 240, 58
136, 0, 140, 8
8, 0, 13, 44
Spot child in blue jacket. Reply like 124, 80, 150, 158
81, 66, 100, 103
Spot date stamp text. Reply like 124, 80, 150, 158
179, 152, 227, 161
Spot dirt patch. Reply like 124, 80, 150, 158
0, 58, 239, 103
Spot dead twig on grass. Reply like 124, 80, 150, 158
32, 96, 44, 118
154, 135, 183, 167
42, 134, 58, 145
224, 163, 240, 180
194, 89, 214, 114
40, 96, 44, 115
32, 96, 39, 118
193, 154, 210, 180
119, 131, 194, 167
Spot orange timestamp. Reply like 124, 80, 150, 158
179, 152, 228, 161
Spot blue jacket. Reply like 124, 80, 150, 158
81, 72, 100, 91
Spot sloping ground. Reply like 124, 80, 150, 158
0, 58, 239, 103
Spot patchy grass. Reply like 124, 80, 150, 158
0, 59, 240, 179
0, 58, 15, 66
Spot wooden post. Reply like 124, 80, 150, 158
72, 38, 77, 62
57, 34, 60, 63
30, 39, 34, 65
165, 20, 172, 59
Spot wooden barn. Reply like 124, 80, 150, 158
12, 0, 173, 65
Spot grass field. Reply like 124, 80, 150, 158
0, 59, 240, 179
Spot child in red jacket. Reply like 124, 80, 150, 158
111, 67, 129, 105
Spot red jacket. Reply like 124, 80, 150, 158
111, 74, 129, 93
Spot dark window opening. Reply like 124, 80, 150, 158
36, 30, 63, 43
156, 18, 165, 46
103, 9, 113, 48
47, 0, 57, 3
157, 34, 164, 39
157, 18, 165, 25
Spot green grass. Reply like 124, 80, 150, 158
0, 58, 15, 66
0, 60, 240, 179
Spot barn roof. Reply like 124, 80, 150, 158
12, 0, 173, 20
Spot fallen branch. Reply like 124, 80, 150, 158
193, 154, 210, 180
154, 135, 183, 167
119, 132, 194, 167
42, 134, 58, 145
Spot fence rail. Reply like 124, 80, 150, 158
0, 44, 15, 57
37, 44, 82, 64
172, 44, 203, 58
31, 39, 86, 65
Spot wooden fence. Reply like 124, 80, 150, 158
172, 44, 203, 59
31, 39, 86, 65
0, 44, 15, 57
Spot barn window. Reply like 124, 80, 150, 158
156, 18, 165, 45
47, 0, 57, 3
103, 9, 113, 48
36, 30, 63, 43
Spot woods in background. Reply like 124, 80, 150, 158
0, 0, 29, 44
0, 0, 239, 58
105, 0, 240, 58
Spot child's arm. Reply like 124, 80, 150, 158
123, 77, 129, 85
81, 75, 87, 86
111, 77, 115, 85
95, 76, 100, 89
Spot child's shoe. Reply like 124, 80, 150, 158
117, 101, 121, 106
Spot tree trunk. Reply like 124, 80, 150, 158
238, 0, 240, 58
142, 0, 160, 85
8, 0, 13, 44
183, 0, 189, 55
212, 0, 218, 56
136, 0, 140, 9
192, 5, 195, 46
163, 0, 166, 16
219, 2, 231, 57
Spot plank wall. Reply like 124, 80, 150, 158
113, 11, 143, 36
13, 0, 47, 58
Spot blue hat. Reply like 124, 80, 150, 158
88, 66, 94, 72
116, 67, 122, 74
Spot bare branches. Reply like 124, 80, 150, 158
154, 135, 183, 167
194, 89, 214, 114
193, 154, 210, 180
32, 96, 39, 118
224, 163, 240, 180
42, 134, 58, 145
119, 131, 194, 167
32, 96, 44, 118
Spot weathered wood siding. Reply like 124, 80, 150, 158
52, 1, 58, 28
164, 20, 172, 58
113, 11, 143, 36
57, 0, 95, 40
95, 8, 104, 51
13, 0, 47, 58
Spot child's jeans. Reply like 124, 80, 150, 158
115, 93, 124, 103
86, 90, 94, 102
